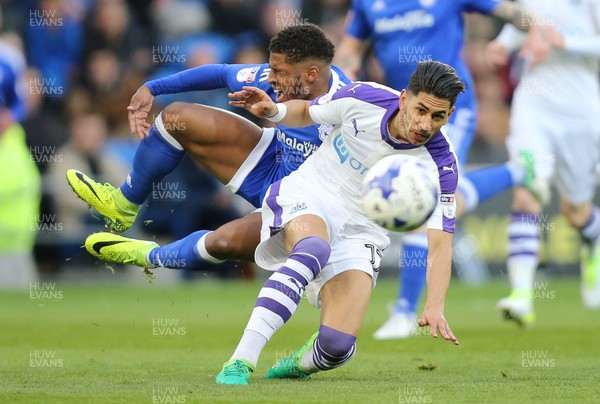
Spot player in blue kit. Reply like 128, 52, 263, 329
212, 60, 463, 384
67, 24, 351, 269
335, 0, 551, 338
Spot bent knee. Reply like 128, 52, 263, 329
512, 188, 542, 213
560, 202, 591, 228
161, 102, 195, 135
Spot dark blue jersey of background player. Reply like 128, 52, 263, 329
344, 0, 500, 163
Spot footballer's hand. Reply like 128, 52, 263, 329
519, 24, 552, 70
127, 85, 154, 139
545, 26, 565, 49
228, 86, 278, 118
484, 41, 510, 69
418, 307, 459, 346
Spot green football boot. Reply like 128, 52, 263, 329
66, 169, 139, 232
85, 232, 158, 268
496, 289, 536, 328
265, 332, 318, 379
581, 241, 600, 309
215, 359, 254, 385
520, 151, 550, 206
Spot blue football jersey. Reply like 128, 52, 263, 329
146, 63, 352, 207
224, 63, 351, 174
347, 0, 498, 100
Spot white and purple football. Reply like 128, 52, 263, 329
361, 155, 438, 232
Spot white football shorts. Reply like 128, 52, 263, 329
255, 169, 390, 308
506, 101, 600, 204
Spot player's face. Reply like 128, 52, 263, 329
395, 90, 454, 146
267, 52, 312, 102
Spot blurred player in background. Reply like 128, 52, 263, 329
0, 35, 41, 288
67, 24, 351, 272
334, 0, 551, 339
486, 0, 600, 326
213, 60, 463, 385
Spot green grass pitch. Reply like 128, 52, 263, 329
1, 277, 599, 403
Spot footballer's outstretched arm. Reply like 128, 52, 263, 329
419, 228, 459, 346
229, 86, 315, 128
128, 64, 258, 138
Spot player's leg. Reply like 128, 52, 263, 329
216, 213, 331, 385
266, 270, 371, 378
497, 187, 541, 326
554, 124, 600, 309
85, 212, 262, 269
373, 232, 426, 339
265, 238, 381, 379
560, 199, 600, 309
162, 102, 263, 184
498, 111, 554, 326
67, 102, 262, 231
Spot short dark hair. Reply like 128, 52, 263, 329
269, 24, 334, 65
407, 61, 466, 107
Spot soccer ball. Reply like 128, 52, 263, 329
361, 155, 438, 232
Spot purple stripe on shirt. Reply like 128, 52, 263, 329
265, 180, 283, 236
425, 133, 459, 195
255, 297, 293, 322
263, 279, 301, 305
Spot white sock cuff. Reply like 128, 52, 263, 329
195, 232, 225, 264
155, 112, 184, 151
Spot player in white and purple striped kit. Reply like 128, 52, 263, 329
215, 60, 463, 384
335, 0, 552, 339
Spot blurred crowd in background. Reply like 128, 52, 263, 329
0, 0, 517, 285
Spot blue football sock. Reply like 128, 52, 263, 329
148, 230, 211, 270
120, 125, 186, 205
395, 234, 428, 314
460, 164, 515, 212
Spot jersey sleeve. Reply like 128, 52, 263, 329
307, 93, 346, 125
556, 1, 600, 59
461, 0, 500, 14
564, 36, 600, 58
145, 64, 269, 95
345, 1, 371, 40
424, 130, 459, 234
223, 64, 271, 92
145, 64, 230, 95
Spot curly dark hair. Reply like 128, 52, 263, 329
408, 61, 466, 107
269, 23, 335, 64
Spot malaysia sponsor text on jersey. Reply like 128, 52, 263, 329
277, 130, 320, 158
